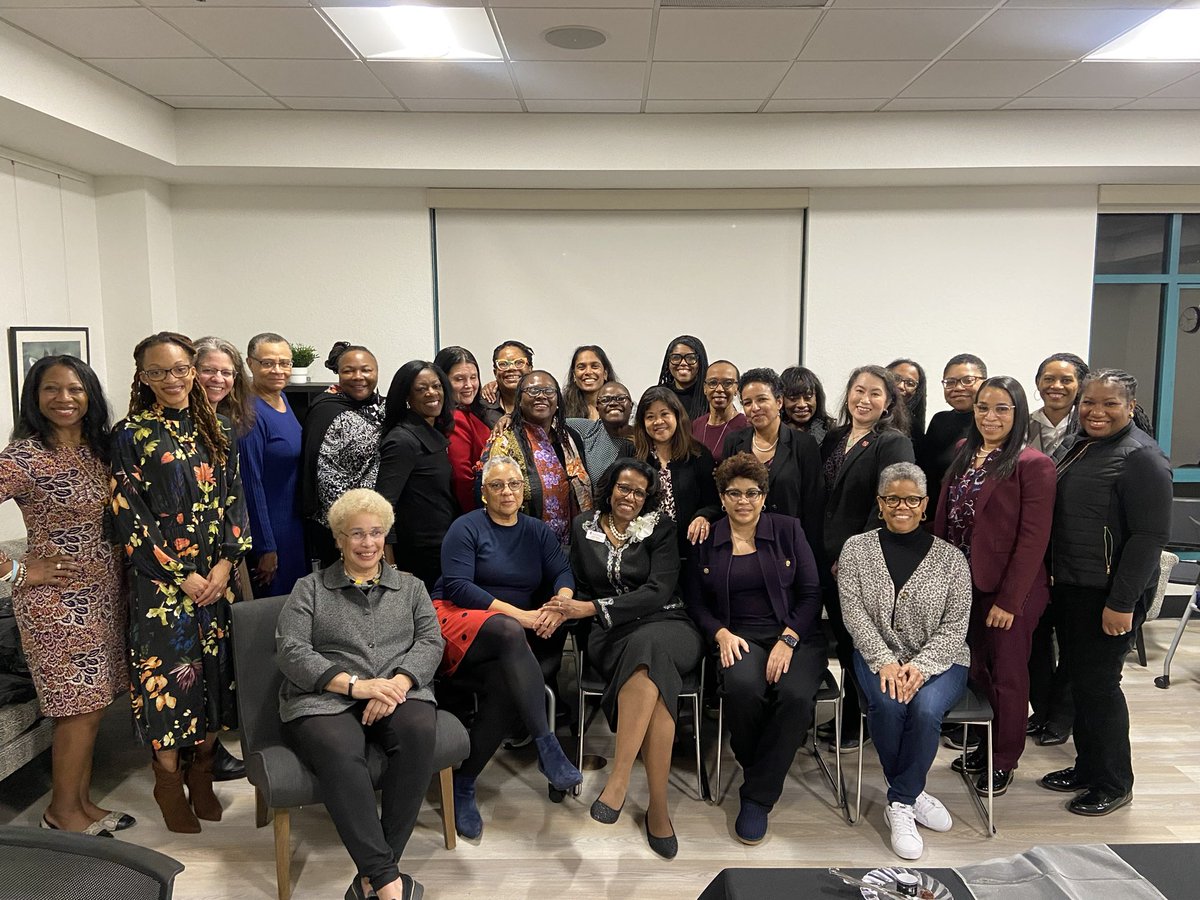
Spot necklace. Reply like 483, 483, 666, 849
752, 433, 778, 452
606, 514, 630, 542
703, 417, 733, 451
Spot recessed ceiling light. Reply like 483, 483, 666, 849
545, 27, 607, 51
321, 6, 502, 60
1086, 9, 1200, 61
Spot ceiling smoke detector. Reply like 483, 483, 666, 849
544, 26, 608, 51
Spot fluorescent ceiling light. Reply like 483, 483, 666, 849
322, 6, 502, 60
1086, 9, 1200, 61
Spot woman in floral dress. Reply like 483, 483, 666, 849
0, 356, 130, 836
111, 332, 251, 833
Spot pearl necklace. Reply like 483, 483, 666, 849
752, 433, 778, 452
606, 514, 630, 542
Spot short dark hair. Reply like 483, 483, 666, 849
943, 353, 987, 378
247, 332, 288, 359
324, 341, 375, 373
706, 359, 740, 381
715, 452, 769, 493
1035, 352, 1089, 395
594, 457, 661, 515
492, 340, 534, 367
383, 360, 455, 436
739, 367, 784, 399
13, 356, 111, 463
780, 365, 833, 431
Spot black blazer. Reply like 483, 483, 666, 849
722, 425, 825, 565
820, 427, 915, 565
376, 412, 457, 548
654, 446, 721, 557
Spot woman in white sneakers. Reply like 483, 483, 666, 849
837, 462, 971, 860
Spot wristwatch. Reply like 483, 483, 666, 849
347, 674, 359, 698
778, 634, 798, 650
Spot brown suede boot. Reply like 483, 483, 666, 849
185, 745, 223, 822
152, 755, 201, 833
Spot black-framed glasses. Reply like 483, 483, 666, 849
894, 378, 918, 390
704, 378, 738, 390
614, 483, 648, 501
249, 356, 293, 371
723, 488, 765, 501
669, 353, 699, 366
879, 495, 925, 509
141, 364, 193, 382
495, 358, 528, 371
523, 386, 556, 399
484, 479, 524, 493
598, 394, 631, 406
942, 375, 981, 389
974, 402, 1015, 416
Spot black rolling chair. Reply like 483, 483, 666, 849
1155, 496, 1200, 688
0, 825, 183, 899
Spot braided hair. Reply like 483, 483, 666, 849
1079, 368, 1154, 437
129, 332, 230, 466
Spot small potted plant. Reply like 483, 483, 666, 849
289, 342, 317, 384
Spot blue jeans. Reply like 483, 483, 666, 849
854, 651, 967, 806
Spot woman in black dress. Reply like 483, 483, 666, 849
547, 459, 703, 860
376, 360, 457, 591
656, 335, 709, 422
919, 354, 987, 507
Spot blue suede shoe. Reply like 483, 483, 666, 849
452, 774, 483, 839
735, 799, 770, 845
535, 733, 583, 792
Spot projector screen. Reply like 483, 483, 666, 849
433, 208, 804, 403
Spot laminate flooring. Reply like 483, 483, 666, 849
2, 617, 1198, 899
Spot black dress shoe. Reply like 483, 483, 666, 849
942, 728, 980, 752
589, 797, 624, 824
1039, 767, 1090, 793
211, 738, 246, 782
951, 748, 987, 775
645, 819, 678, 860
1037, 726, 1071, 747
1068, 788, 1132, 817
815, 720, 836, 742
1026, 716, 1045, 736
975, 768, 1015, 797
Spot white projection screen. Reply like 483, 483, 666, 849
433, 208, 804, 398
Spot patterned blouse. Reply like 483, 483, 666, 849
316, 396, 385, 524
651, 453, 678, 523
527, 425, 571, 547
943, 450, 998, 559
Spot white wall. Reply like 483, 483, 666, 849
170, 186, 436, 384
805, 186, 1098, 412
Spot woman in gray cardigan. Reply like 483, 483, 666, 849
277, 488, 441, 900
837, 462, 971, 863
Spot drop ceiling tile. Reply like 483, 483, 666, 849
523, 99, 641, 112
947, 9, 1158, 60
884, 97, 1006, 110
155, 8, 355, 60
832, 0, 993, 7
317, 0, 482, 5
488, 0, 653, 7
0, 0, 138, 7
1004, 96, 1134, 109
652, 9, 820, 62
799, 9, 987, 61
227, 59, 392, 98
648, 61, 790, 100
87, 58, 263, 96
901, 60, 1070, 97
1026, 61, 1200, 97
1002, 1, 1170, 8
1150, 71, 1200, 98
764, 98, 886, 111
143, 0, 309, 6
282, 97, 405, 110
511, 61, 645, 99
774, 61, 926, 99
159, 95, 285, 109
403, 98, 524, 111
367, 61, 516, 99
493, 8, 652, 62
0, 7, 207, 58
643, 99, 761, 112
1122, 96, 1200, 109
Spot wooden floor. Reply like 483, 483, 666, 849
2, 617, 1198, 900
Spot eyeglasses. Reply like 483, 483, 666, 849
142, 364, 193, 382
250, 357, 293, 371
523, 386, 556, 399
723, 489, 765, 501
879, 495, 925, 509
598, 394, 631, 406
705, 379, 738, 390
495, 358, 528, 371
342, 528, 386, 543
614, 483, 648, 501
198, 366, 235, 380
484, 479, 524, 493
974, 403, 1015, 417
669, 353, 699, 366
894, 378, 918, 390
942, 375, 981, 389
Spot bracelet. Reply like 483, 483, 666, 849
347, 674, 359, 698
11, 562, 28, 590
1, 562, 15, 584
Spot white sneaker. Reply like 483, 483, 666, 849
913, 792, 953, 832
885, 802, 924, 860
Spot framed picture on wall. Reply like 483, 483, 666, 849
7, 326, 90, 418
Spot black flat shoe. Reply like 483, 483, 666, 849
1037, 727, 1071, 747
645, 818, 678, 860
1039, 767, 1090, 793
950, 748, 987, 775
395, 874, 424, 900
1068, 788, 1132, 817
345, 878, 374, 900
1026, 717, 1045, 737
975, 768, 1015, 797
590, 797, 624, 824
211, 738, 246, 782
942, 728, 980, 752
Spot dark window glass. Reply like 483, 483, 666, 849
1095, 215, 1169, 275
1088, 283, 1162, 424
1172, 288, 1200, 467
1180, 215, 1200, 274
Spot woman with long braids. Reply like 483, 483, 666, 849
111, 332, 252, 833
656, 335, 709, 422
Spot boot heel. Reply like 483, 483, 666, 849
152, 755, 201, 834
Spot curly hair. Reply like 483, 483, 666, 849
195, 336, 252, 436
13, 356, 111, 464
594, 457, 661, 516
129, 332, 229, 466
328, 487, 395, 537
714, 452, 769, 493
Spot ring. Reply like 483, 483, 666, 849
56, 563, 62, 570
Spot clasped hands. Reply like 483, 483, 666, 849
180, 559, 234, 607
878, 661, 925, 703
356, 673, 415, 726
538, 591, 595, 636
714, 628, 794, 684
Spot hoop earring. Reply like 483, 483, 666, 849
920, 512, 928, 521
877, 509, 884, 519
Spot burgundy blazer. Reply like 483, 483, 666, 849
933, 445, 1056, 616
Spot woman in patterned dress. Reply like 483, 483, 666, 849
0, 356, 130, 836
111, 332, 252, 833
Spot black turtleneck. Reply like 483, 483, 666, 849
879, 526, 934, 592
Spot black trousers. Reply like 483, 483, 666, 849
284, 699, 436, 892
719, 627, 826, 808
1028, 596, 1074, 732
1056, 585, 1143, 795
823, 584, 863, 728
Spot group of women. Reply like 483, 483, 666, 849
0, 328, 1172, 897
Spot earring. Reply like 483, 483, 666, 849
877, 509, 884, 519
482, 496, 489, 507
920, 512, 928, 521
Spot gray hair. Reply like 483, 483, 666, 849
328, 488, 395, 535
195, 336, 246, 371
878, 462, 927, 496
482, 454, 523, 482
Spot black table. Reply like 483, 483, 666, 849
698, 843, 1195, 900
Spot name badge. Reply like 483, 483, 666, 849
586, 529, 607, 543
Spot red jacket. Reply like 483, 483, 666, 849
447, 408, 492, 513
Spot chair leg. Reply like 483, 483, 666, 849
692, 692, 704, 801
985, 723, 995, 836
714, 698, 724, 805
853, 711, 864, 825
1135, 625, 1148, 668
437, 766, 456, 851
1157, 591, 1197, 689
255, 786, 271, 829
273, 808, 291, 900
